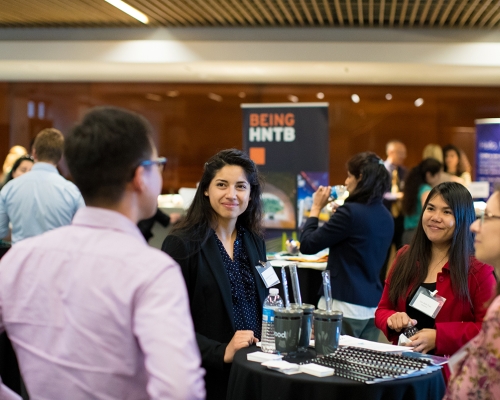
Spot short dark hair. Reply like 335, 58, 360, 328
344, 152, 391, 205
171, 148, 264, 244
389, 182, 475, 306
33, 128, 64, 164
65, 106, 153, 204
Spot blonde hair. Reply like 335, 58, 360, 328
422, 144, 443, 163
2, 145, 27, 174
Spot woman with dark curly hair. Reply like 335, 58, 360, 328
161, 148, 267, 400
300, 152, 394, 340
376, 182, 495, 356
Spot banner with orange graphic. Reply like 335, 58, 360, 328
242, 103, 329, 231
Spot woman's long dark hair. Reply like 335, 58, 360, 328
402, 158, 442, 216
171, 148, 264, 245
443, 144, 469, 177
344, 152, 390, 205
388, 182, 475, 307
3, 155, 34, 185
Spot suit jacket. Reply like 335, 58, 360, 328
300, 200, 394, 308
375, 245, 496, 356
162, 227, 267, 400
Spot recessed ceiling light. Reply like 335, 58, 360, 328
385, 93, 392, 100
208, 93, 223, 102
288, 95, 299, 103
145, 93, 162, 101
414, 98, 424, 107
351, 94, 360, 103
316, 92, 325, 99
104, 0, 149, 24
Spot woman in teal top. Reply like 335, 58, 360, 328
402, 158, 442, 244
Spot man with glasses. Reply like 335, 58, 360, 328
0, 107, 205, 399
136, 157, 183, 243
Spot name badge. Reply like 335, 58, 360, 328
256, 261, 280, 288
409, 286, 446, 318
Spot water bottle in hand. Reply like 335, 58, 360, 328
330, 185, 347, 200
261, 288, 284, 353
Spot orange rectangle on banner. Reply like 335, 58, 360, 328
249, 147, 266, 165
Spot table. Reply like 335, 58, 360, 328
227, 347, 446, 400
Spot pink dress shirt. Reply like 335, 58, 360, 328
0, 207, 205, 400
0, 377, 21, 400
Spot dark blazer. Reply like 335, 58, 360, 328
161, 227, 267, 400
300, 200, 394, 308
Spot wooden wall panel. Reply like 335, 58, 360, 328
2, 82, 500, 192
0, 83, 10, 168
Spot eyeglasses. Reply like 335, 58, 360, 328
139, 157, 167, 172
476, 211, 500, 226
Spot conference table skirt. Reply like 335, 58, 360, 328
227, 347, 446, 400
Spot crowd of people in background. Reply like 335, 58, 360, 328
0, 108, 498, 400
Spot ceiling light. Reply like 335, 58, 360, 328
104, 0, 149, 24
414, 98, 424, 107
385, 93, 393, 100
208, 93, 223, 102
351, 94, 360, 103
316, 92, 325, 99
288, 95, 299, 103
145, 93, 162, 101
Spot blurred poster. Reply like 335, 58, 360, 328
297, 171, 329, 227
475, 118, 500, 196
242, 103, 329, 230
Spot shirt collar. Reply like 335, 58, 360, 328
32, 162, 60, 174
72, 206, 146, 243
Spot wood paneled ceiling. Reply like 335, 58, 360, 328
1, 0, 500, 29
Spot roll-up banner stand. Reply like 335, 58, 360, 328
242, 103, 329, 252
475, 119, 500, 198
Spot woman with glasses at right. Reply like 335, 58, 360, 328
444, 189, 500, 399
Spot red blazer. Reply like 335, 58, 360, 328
375, 246, 496, 356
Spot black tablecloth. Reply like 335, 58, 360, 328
227, 347, 446, 400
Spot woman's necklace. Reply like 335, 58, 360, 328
429, 253, 448, 274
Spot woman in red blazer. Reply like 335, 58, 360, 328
375, 182, 496, 356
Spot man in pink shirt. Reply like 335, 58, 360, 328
0, 107, 205, 399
